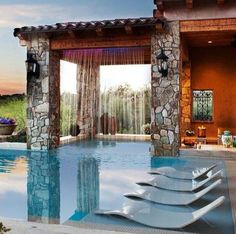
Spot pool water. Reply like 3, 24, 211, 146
0, 140, 234, 233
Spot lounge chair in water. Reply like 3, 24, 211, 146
95, 196, 225, 229
124, 179, 221, 205
136, 170, 222, 192
149, 164, 217, 180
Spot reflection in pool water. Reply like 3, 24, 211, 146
0, 140, 234, 233
27, 151, 60, 224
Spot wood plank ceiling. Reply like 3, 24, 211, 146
180, 19, 236, 47
183, 31, 236, 47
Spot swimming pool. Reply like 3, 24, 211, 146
0, 140, 234, 233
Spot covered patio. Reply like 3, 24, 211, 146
180, 18, 236, 148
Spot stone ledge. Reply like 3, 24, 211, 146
60, 134, 89, 145
95, 134, 150, 141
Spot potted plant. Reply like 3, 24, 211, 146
0, 117, 17, 135
143, 123, 151, 135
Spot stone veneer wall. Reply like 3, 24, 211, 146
150, 21, 180, 156
27, 36, 60, 150
27, 151, 60, 223
76, 63, 99, 137
180, 62, 191, 136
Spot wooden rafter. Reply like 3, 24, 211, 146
155, 0, 164, 11
124, 26, 133, 35
95, 28, 104, 37
217, 0, 224, 7
185, 0, 193, 9
68, 30, 76, 38
154, 0, 164, 17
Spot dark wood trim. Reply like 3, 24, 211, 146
180, 18, 236, 32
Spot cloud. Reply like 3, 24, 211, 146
0, 3, 98, 29
0, 4, 68, 28
0, 2, 151, 29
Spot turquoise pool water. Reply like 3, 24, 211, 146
0, 140, 234, 233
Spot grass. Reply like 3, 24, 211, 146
0, 97, 26, 132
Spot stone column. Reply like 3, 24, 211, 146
180, 62, 191, 136
26, 36, 60, 150
77, 63, 99, 137
150, 21, 180, 156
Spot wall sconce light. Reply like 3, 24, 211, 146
25, 50, 40, 79
156, 48, 169, 77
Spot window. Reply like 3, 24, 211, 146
192, 90, 213, 121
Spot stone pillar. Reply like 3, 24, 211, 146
150, 21, 180, 156
180, 62, 191, 136
26, 36, 60, 150
27, 151, 60, 224
77, 63, 99, 137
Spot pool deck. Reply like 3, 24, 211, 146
0, 143, 236, 233
180, 144, 236, 159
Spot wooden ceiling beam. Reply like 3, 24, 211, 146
185, 0, 193, 9
217, 0, 224, 7
50, 36, 151, 50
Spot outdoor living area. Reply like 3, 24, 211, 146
9, 0, 236, 157
180, 19, 236, 152
0, 1, 236, 233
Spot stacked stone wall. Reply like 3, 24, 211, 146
150, 21, 180, 156
26, 36, 60, 150
77, 64, 99, 137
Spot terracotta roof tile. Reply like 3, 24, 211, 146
14, 17, 165, 37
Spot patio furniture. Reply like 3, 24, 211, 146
136, 170, 222, 192
124, 179, 221, 205
148, 164, 216, 180
95, 196, 225, 229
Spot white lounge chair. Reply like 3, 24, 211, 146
149, 164, 217, 180
136, 170, 222, 192
124, 179, 221, 205
95, 196, 225, 229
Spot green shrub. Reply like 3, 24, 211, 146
0, 96, 26, 132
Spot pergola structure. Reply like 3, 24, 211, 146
14, 0, 236, 155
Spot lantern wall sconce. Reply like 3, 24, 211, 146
25, 48, 40, 79
156, 48, 169, 77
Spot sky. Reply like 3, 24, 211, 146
100, 65, 151, 91
0, 0, 154, 95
